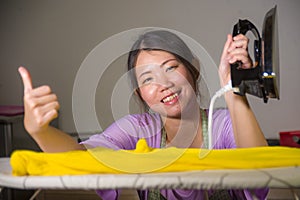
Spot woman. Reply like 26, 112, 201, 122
18, 30, 268, 199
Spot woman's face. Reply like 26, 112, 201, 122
135, 50, 197, 118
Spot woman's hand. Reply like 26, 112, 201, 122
218, 34, 253, 87
18, 66, 60, 136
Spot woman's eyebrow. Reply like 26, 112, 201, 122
138, 70, 151, 79
160, 58, 177, 67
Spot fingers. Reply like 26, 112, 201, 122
228, 48, 249, 63
24, 85, 59, 123
30, 85, 52, 97
227, 34, 249, 52
25, 92, 58, 110
32, 102, 60, 126
218, 34, 252, 87
23, 91, 60, 134
227, 34, 252, 68
24, 89, 60, 133
18, 66, 33, 94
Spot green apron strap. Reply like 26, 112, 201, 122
148, 110, 208, 200
201, 109, 208, 149
147, 119, 167, 200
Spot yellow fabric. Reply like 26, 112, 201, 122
11, 139, 300, 176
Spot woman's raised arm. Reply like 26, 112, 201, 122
218, 34, 268, 148
18, 66, 85, 152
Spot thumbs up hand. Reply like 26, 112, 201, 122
18, 66, 60, 136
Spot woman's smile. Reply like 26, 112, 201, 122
161, 92, 179, 105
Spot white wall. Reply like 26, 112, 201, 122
0, 0, 299, 138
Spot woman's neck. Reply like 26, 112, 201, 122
161, 108, 203, 148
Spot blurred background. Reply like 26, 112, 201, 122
0, 0, 299, 140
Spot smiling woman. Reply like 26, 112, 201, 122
18, 29, 269, 200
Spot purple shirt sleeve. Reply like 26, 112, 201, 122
81, 113, 162, 150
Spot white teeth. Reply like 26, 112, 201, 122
162, 93, 178, 103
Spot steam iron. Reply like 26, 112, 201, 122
230, 6, 279, 103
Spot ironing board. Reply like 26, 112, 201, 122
0, 158, 299, 190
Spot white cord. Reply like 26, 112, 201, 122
292, 189, 299, 200
29, 189, 42, 200
208, 81, 233, 149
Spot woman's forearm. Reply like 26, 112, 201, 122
31, 126, 86, 152
225, 92, 268, 148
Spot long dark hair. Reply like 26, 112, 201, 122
127, 30, 200, 111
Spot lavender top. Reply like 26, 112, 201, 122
82, 109, 268, 200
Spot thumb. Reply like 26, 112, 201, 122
18, 66, 33, 94
221, 34, 233, 59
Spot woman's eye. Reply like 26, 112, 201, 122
142, 77, 153, 84
166, 65, 178, 72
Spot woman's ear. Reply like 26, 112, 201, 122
133, 88, 149, 113
134, 88, 140, 96
134, 89, 144, 102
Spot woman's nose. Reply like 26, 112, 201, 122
156, 74, 174, 91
